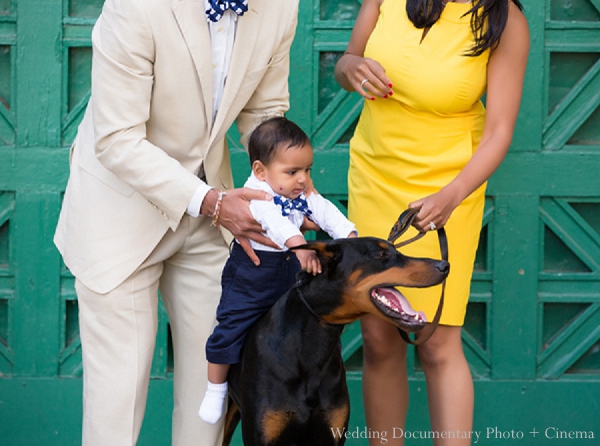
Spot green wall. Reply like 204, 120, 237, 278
1, 0, 600, 444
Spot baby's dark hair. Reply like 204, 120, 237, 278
248, 116, 310, 165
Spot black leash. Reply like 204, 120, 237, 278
387, 208, 449, 346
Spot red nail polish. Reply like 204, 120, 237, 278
389, 91, 394, 96
384, 95, 388, 99
388, 83, 393, 88
371, 97, 375, 101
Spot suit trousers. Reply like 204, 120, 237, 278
76, 214, 229, 446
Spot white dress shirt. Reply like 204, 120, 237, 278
244, 173, 357, 251
187, 3, 238, 217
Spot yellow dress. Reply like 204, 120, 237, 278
348, 0, 490, 325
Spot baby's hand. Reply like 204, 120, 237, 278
295, 249, 322, 275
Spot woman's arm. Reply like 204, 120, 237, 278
334, 0, 392, 99
411, 2, 530, 231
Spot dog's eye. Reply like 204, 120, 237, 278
375, 250, 391, 260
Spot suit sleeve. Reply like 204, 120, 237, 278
236, 1, 299, 144
90, 0, 202, 230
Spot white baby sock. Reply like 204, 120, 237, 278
198, 381, 228, 424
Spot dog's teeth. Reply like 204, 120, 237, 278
374, 292, 405, 314
376, 294, 391, 307
414, 314, 419, 320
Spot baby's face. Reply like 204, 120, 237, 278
259, 142, 313, 199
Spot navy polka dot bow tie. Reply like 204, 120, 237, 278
274, 195, 313, 218
205, 0, 248, 22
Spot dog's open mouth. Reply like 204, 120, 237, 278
371, 287, 427, 331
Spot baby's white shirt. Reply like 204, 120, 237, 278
244, 173, 357, 251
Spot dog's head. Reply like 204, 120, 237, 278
292, 237, 449, 333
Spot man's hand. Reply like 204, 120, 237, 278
202, 188, 279, 265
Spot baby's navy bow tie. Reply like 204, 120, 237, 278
206, 0, 248, 22
274, 195, 313, 218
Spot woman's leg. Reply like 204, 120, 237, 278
418, 325, 473, 446
361, 315, 409, 446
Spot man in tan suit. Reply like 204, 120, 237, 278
54, 0, 299, 444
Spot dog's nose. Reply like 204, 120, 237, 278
436, 260, 450, 274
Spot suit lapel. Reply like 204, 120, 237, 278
172, 0, 213, 126
210, 0, 265, 143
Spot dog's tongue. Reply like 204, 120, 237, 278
375, 288, 427, 321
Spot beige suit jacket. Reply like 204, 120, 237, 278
54, 0, 299, 294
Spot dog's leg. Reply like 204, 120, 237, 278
221, 397, 240, 446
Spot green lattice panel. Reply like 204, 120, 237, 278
150, 303, 174, 378
463, 200, 495, 378
67, 0, 103, 18
550, 0, 600, 21
319, 0, 360, 21
0, 2, 16, 145
61, 44, 91, 144
61, 0, 98, 145
538, 199, 600, 378
0, 45, 10, 108
0, 191, 15, 376
311, 0, 360, 157
0, 40, 15, 145
58, 266, 81, 377
545, 52, 600, 149
0, 0, 11, 14
544, 0, 600, 150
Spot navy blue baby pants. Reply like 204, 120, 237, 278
205, 242, 301, 364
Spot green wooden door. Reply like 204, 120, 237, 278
1, 0, 599, 444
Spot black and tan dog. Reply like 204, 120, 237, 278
223, 236, 449, 446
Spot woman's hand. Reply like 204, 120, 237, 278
336, 54, 393, 100
334, 0, 389, 97
409, 184, 463, 232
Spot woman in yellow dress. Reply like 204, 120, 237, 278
335, 0, 529, 444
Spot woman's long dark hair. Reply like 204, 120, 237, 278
406, 0, 523, 56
